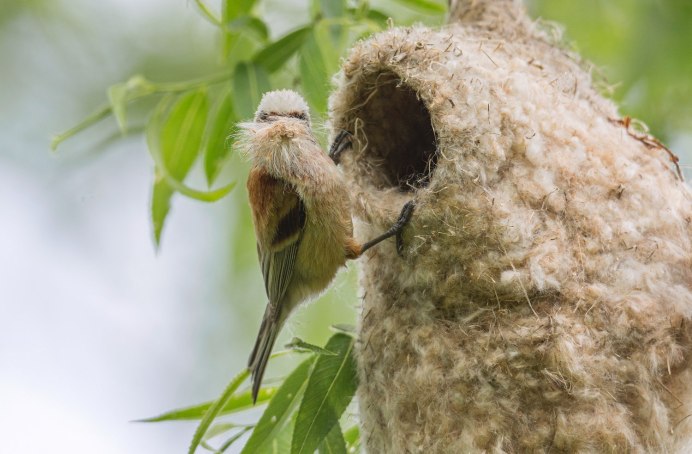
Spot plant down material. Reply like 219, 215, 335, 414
329, 0, 692, 451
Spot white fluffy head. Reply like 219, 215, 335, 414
254, 89, 311, 123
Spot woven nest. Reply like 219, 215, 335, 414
328, 2, 692, 452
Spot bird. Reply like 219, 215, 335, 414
236, 89, 414, 402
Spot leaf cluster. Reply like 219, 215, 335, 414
141, 332, 360, 454
52, 0, 446, 247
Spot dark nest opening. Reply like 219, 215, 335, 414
348, 73, 437, 191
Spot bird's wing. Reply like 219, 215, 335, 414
259, 188, 306, 305
247, 172, 306, 401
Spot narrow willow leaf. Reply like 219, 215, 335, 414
137, 387, 277, 422
366, 8, 390, 24
291, 334, 357, 454
221, 0, 258, 61
241, 357, 316, 454
193, 0, 221, 26
204, 422, 249, 441
146, 90, 234, 242
188, 369, 250, 454
148, 89, 208, 245
391, 0, 446, 14
330, 324, 355, 334
313, 20, 342, 76
299, 31, 329, 115
320, 0, 345, 18
342, 425, 360, 449
217, 426, 253, 453
253, 26, 311, 73
107, 74, 154, 133
204, 89, 236, 185
222, 0, 255, 20
262, 413, 294, 454
227, 16, 269, 42
151, 179, 174, 247
318, 422, 347, 454
233, 62, 271, 119
222, 31, 258, 66
147, 95, 175, 246
161, 89, 208, 179
286, 337, 337, 356
107, 83, 128, 133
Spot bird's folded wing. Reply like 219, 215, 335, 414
258, 189, 306, 307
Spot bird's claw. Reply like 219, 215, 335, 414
395, 201, 415, 256
329, 130, 353, 165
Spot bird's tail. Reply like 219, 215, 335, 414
248, 305, 280, 404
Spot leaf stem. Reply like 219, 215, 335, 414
193, 0, 222, 26
51, 104, 112, 151
52, 70, 232, 151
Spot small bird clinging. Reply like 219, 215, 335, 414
237, 89, 414, 402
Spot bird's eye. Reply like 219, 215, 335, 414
287, 112, 309, 121
258, 112, 269, 122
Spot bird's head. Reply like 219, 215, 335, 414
254, 89, 311, 125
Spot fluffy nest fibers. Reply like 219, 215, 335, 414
328, 1, 692, 452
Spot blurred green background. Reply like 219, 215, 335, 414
0, 1, 689, 453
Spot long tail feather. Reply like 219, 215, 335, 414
248, 306, 280, 404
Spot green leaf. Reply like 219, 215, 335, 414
391, 0, 446, 14
227, 16, 269, 42
260, 413, 295, 454
221, 0, 258, 61
320, 0, 346, 18
216, 426, 253, 453
147, 90, 208, 245
241, 357, 316, 454
151, 179, 174, 248
192, 0, 221, 26
107, 74, 154, 133
188, 368, 250, 454
222, 0, 255, 21
313, 19, 342, 76
299, 31, 329, 115
222, 31, 259, 65
342, 425, 360, 449
107, 83, 128, 133
291, 333, 358, 454
137, 387, 277, 422
233, 61, 271, 119
147, 91, 234, 246
161, 89, 208, 180
204, 422, 247, 441
253, 26, 311, 73
330, 324, 355, 334
365, 8, 390, 24
318, 422, 347, 454
147, 95, 175, 246
286, 337, 338, 356
204, 89, 236, 185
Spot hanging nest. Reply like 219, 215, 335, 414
329, 0, 692, 452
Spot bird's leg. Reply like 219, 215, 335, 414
358, 201, 416, 257
328, 130, 352, 165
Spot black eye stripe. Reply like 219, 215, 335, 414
286, 111, 309, 121
256, 111, 309, 122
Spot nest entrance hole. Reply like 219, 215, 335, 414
350, 73, 437, 190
